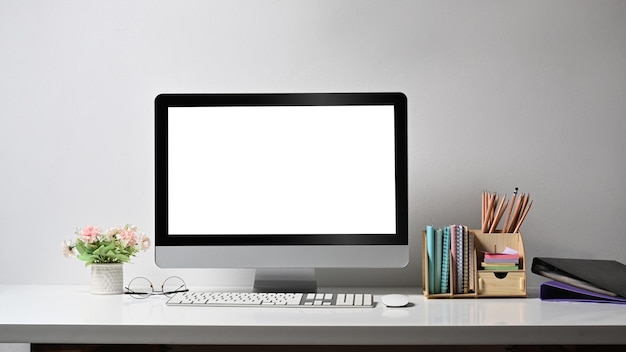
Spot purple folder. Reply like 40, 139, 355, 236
540, 280, 626, 304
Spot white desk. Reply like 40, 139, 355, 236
2, 285, 626, 346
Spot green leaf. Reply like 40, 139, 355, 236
94, 243, 114, 256
77, 253, 92, 262
75, 240, 88, 255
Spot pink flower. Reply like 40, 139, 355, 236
80, 226, 100, 243
117, 228, 137, 247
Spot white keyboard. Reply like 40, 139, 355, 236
166, 291, 374, 308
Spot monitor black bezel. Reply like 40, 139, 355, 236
155, 92, 408, 246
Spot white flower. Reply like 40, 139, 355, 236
105, 226, 121, 238
60, 240, 76, 258
139, 234, 151, 251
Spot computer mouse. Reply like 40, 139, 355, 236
381, 294, 409, 307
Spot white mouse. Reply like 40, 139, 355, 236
381, 294, 409, 307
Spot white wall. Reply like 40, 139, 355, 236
1, 0, 625, 291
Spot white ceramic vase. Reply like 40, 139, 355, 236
90, 263, 124, 295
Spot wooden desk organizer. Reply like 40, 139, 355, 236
422, 230, 527, 298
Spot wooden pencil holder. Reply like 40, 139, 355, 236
422, 230, 527, 298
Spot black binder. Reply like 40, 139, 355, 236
531, 257, 626, 298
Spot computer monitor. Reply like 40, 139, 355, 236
155, 92, 408, 292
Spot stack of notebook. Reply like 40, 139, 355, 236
482, 252, 520, 271
426, 225, 475, 294
531, 257, 626, 304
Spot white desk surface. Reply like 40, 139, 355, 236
2, 285, 626, 346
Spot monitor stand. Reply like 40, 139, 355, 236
253, 268, 317, 293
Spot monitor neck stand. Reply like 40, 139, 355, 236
253, 268, 317, 293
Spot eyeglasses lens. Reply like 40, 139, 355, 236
127, 277, 153, 299
162, 276, 187, 297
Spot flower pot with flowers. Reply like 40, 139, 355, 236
61, 224, 150, 294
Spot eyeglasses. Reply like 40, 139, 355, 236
125, 276, 188, 299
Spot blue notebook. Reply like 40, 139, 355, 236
441, 227, 450, 293
434, 228, 443, 294
426, 226, 435, 294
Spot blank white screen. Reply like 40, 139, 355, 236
168, 105, 396, 235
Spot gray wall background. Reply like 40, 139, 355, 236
1, 0, 625, 297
